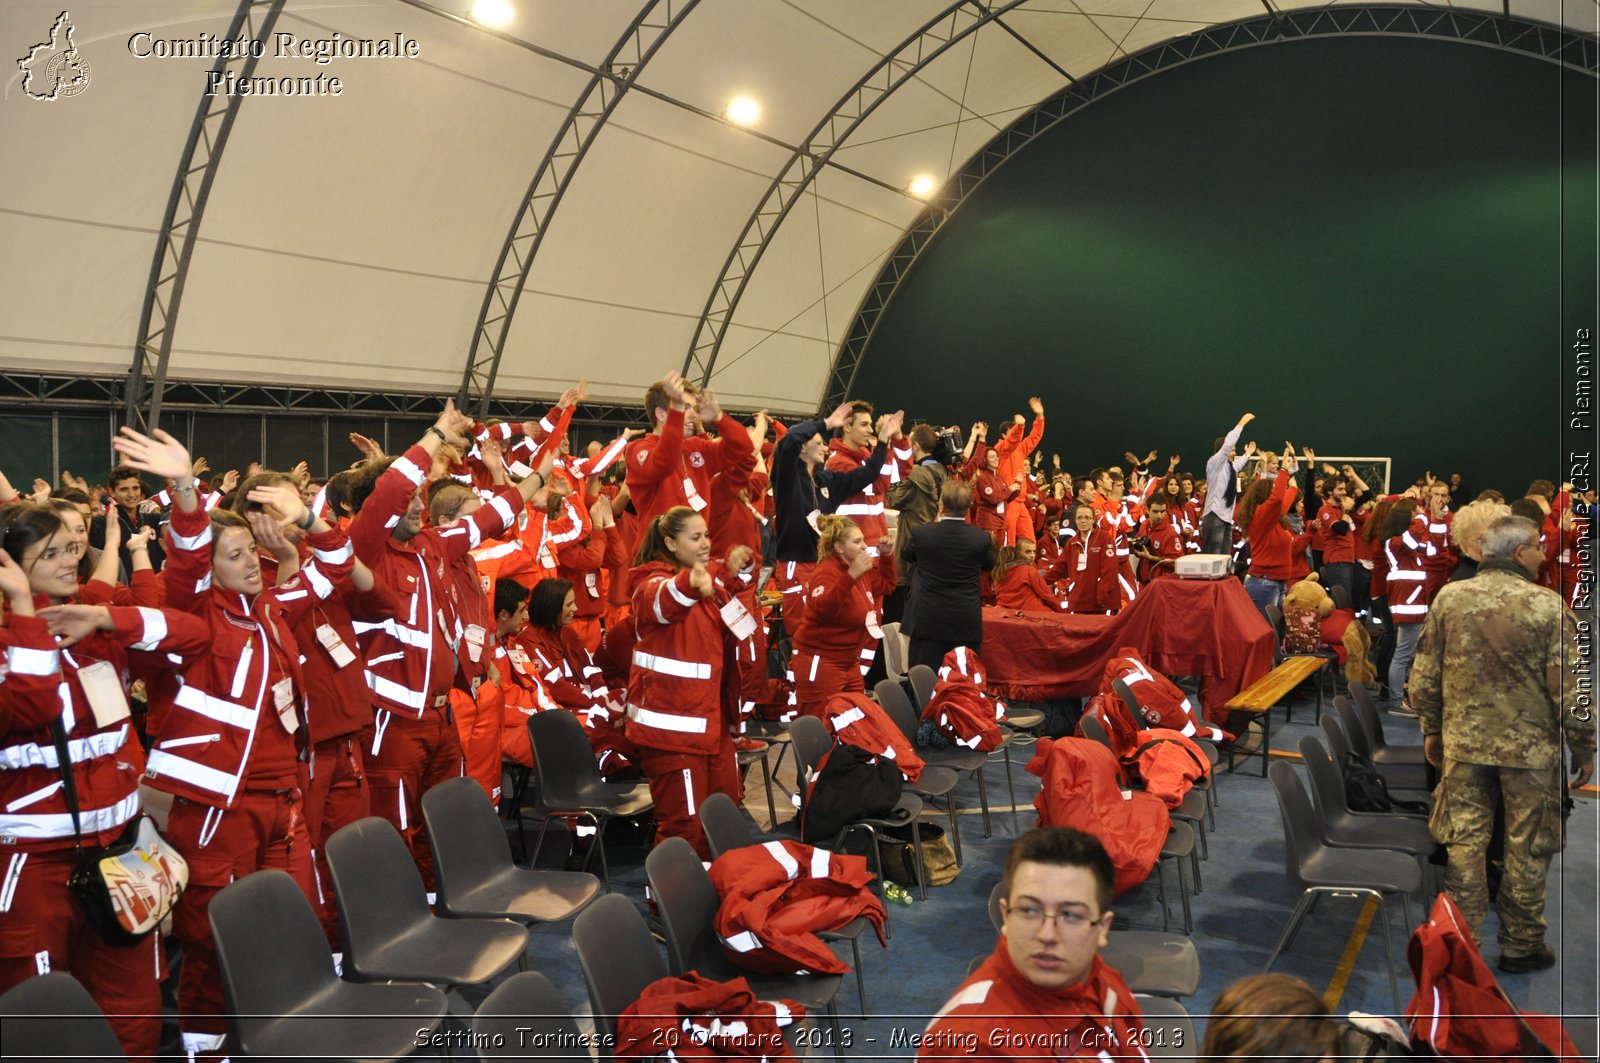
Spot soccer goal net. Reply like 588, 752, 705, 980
1242, 454, 1392, 495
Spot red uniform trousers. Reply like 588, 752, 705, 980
639, 740, 739, 860
167, 787, 313, 1059
0, 848, 166, 1060
1004, 501, 1035, 546
448, 684, 506, 809
304, 734, 370, 949
359, 708, 464, 889
773, 561, 815, 636
791, 649, 867, 720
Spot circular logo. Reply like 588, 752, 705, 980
689, 452, 706, 469
46, 50, 91, 97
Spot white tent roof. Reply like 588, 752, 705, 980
4, 0, 1594, 415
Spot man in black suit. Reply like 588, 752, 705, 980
902, 477, 997, 671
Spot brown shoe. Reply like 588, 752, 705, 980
1497, 945, 1556, 974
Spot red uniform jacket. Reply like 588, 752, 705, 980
825, 437, 908, 553
1025, 737, 1170, 898
1317, 501, 1357, 564
1099, 648, 1227, 742
1, 605, 206, 850
920, 943, 1147, 1062
1385, 513, 1438, 623
150, 506, 354, 807
348, 445, 522, 719
293, 582, 400, 743
709, 838, 887, 976
624, 408, 755, 528
822, 692, 924, 782
1245, 470, 1299, 580
993, 562, 1067, 613
616, 973, 803, 1062
625, 560, 744, 755
792, 552, 895, 662
971, 471, 1014, 535
923, 647, 1008, 752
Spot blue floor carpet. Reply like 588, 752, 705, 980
497, 685, 1598, 1060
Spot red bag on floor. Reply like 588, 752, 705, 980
1405, 892, 1583, 1061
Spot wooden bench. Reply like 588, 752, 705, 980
1222, 655, 1330, 777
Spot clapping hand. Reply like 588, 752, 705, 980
688, 561, 714, 598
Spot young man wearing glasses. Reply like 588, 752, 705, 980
918, 827, 1150, 1060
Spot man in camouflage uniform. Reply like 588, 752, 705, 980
1411, 515, 1595, 973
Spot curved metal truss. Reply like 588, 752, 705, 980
124, 0, 285, 432
457, 0, 701, 418
680, 0, 1036, 388
821, 3, 1599, 409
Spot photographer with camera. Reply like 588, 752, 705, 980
1131, 497, 1186, 583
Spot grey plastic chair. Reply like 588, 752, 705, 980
699, 792, 875, 1012
909, 662, 1025, 832
424, 776, 601, 926
789, 714, 929, 899
325, 817, 530, 988
0, 972, 128, 1063
1347, 684, 1431, 770
881, 620, 909, 685
1265, 761, 1420, 1013
646, 837, 845, 1053
1334, 696, 1429, 792
1299, 735, 1438, 890
985, 882, 1200, 998
870, 679, 966, 862
891, 669, 1020, 836
1136, 994, 1198, 1059
473, 971, 587, 1060
527, 709, 655, 888
573, 893, 671, 1062
210, 868, 448, 1061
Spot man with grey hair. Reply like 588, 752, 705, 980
1410, 515, 1594, 973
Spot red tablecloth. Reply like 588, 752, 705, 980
980, 578, 1275, 725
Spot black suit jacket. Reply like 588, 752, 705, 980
901, 518, 996, 646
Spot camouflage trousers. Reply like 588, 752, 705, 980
1431, 759, 1566, 955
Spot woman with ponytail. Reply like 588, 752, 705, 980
790, 514, 895, 718
626, 505, 752, 857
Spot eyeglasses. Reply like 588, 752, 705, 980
1004, 902, 1106, 932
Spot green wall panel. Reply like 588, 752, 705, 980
849, 36, 1597, 497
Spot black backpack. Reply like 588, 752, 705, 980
1344, 750, 1428, 814
800, 741, 902, 844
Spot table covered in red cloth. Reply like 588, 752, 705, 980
980, 577, 1275, 726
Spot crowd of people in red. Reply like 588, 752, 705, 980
0, 377, 1591, 1058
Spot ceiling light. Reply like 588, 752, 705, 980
908, 174, 939, 199
470, 0, 514, 28
725, 96, 761, 126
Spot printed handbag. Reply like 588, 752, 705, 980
49, 721, 187, 945
68, 815, 189, 946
